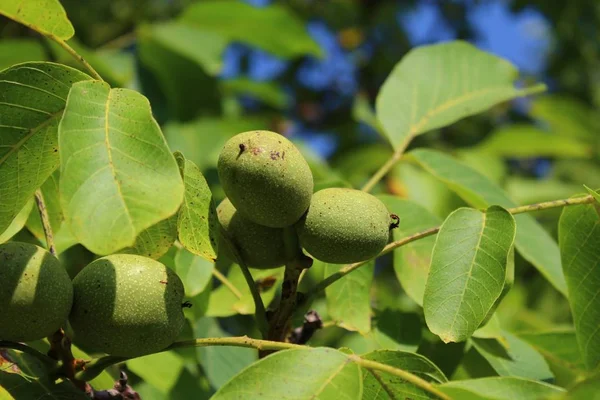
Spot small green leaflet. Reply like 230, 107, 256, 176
0, 0, 74, 40
325, 260, 374, 334
376, 41, 545, 150
424, 206, 516, 343
0, 62, 90, 234
559, 203, 600, 370
59, 80, 184, 255
175, 153, 219, 261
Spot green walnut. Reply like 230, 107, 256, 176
296, 188, 391, 264
0, 242, 73, 342
217, 198, 287, 268
69, 255, 185, 357
218, 130, 313, 228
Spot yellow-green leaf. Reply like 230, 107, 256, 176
0, 0, 74, 40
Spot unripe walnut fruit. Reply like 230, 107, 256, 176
0, 242, 73, 342
296, 188, 391, 264
69, 255, 185, 357
217, 130, 313, 228
217, 198, 287, 268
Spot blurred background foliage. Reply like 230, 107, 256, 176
2, 0, 599, 396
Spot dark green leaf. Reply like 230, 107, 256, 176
410, 148, 567, 295
376, 41, 545, 150
59, 80, 184, 255
424, 206, 516, 343
212, 348, 362, 400
325, 260, 374, 334
180, 1, 322, 59
361, 350, 446, 400
559, 203, 600, 370
0, 62, 90, 234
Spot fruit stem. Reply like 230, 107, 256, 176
303, 194, 596, 302
34, 189, 56, 256
0, 341, 57, 369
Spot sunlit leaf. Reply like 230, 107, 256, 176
377, 41, 545, 150
361, 350, 446, 400
120, 215, 178, 259
561, 375, 600, 399
584, 185, 600, 205
0, 199, 33, 244
439, 377, 565, 400
176, 155, 218, 262
325, 260, 374, 334
0, 62, 90, 234
378, 196, 441, 306
559, 203, 600, 370
0, 39, 46, 71
424, 206, 516, 343
212, 348, 362, 400
410, 148, 567, 295
472, 331, 553, 381
222, 79, 289, 109
59, 80, 184, 255
0, 0, 74, 40
531, 95, 597, 140
181, 1, 322, 59
474, 125, 591, 158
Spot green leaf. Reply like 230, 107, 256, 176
212, 348, 362, 400
0, 62, 90, 234
174, 247, 214, 297
0, 39, 46, 71
361, 350, 446, 400
530, 95, 597, 140
69, 344, 114, 390
561, 375, 600, 399
410, 148, 568, 295
0, 0, 74, 40
127, 351, 185, 394
559, 203, 600, 370
584, 185, 600, 205
473, 315, 507, 345
59, 80, 184, 255
474, 125, 591, 158
0, 375, 86, 399
222, 78, 289, 109
518, 328, 586, 385
376, 41, 545, 150
0, 199, 33, 243
439, 377, 565, 400
424, 206, 516, 343
325, 260, 374, 334
120, 215, 178, 259
180, 1, 322, 59
139, 22, 227, 76
206, 266, 283, 317
195, 317, 256, 390
472, 331, 553, 381
378, 196, 442, 306
176, 156, 218, 262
